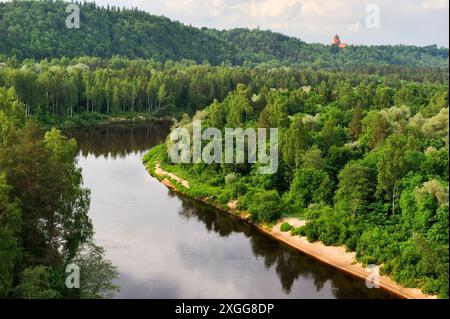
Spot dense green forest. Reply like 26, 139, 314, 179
0, 88, 119, 298
0, 0, 449, 300
0, 1, 448, 68
0, 57, 448, 126
143, 69, 449, 298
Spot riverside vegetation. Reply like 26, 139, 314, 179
0, 0, 449, 299
0, 88, 119, 298
143, 76, 449, 298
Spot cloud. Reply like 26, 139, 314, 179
348, 22, 361, 32
422, 0, 449, 9
90, 0, 449, 47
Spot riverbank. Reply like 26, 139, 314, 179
40, 112, 171, 130
148, 161, 436, 299
266, 219, 435, 299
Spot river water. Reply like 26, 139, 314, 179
68, 123, 395, 299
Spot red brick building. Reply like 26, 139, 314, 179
332, 34, 348, 48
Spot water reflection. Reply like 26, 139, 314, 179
67, 122, 169, 159
72, 124, 396, 299
175, 194, 395, 299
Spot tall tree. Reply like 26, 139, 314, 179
377, 134, 413, 215
335, 162, 373, 217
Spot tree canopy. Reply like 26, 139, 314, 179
0, 1, 448, 68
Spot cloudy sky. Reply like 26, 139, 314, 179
91, 0, 449, 47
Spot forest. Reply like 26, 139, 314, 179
0, 87, 119, 298
143, 69, 449, 298
0, 56, 448, 124
0, 1, 449, 68
0, 0, 449, 300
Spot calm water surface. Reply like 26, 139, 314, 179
68, 124, 395, 299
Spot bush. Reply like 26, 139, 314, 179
280, 222, 294, 232
298, 205, 340, 244
286, 168, 332, 209
14, 266, 60, 299
225, 173, 237, 184
218, 191, 232, 206
291, 227, 305, 236
248, 190, 284, 223
230, 182, 248, 197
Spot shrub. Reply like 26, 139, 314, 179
14, 266, 60, 299
248, 190, 284, 223
230, 182, 248, 197
280, 222, 294, 232
290, 227, 304, 236
286, 168, 332, 209
218, 191, 232, 206
225, 173, 237, 184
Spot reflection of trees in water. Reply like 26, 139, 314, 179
175, 194, 396, 299
71, 125, 395, 299
66, 122, 170, 158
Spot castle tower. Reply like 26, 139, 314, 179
332, 34, 341, 46
332, 34, 348, 48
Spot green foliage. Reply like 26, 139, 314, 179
142, 66, 449, 297
142, 143, 168, 165
4, 0, 447, 299
224, 173, 238, 185
73, 242, 120, 299
335, 162, 374, 217
14, 266, 60, 299
225, 84, 253, 126
0, 92, 118, 299
290, 227, 305, 237
301, 145, 325, 170
1, 1, 448, 67
230, 182, 248, 197
245, 190, 284, 223
286, 168, 332, 210
0, 174, 22, 298
377, 133, 416, 214
280, 222, 294, 232
301, 205, 353, 246
282, 115, 311, 168
0, 1, 235, 65
361, 110, 391, 149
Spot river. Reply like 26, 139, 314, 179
68, 123, 395, 299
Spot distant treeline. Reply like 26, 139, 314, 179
0, 57, 448, 122
0, 0, 448, 68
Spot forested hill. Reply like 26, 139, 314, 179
0, 0, 448, 68
0, 0, 236, 64
211, 28, 449, 68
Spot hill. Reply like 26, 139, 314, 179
0, 0, 448, 68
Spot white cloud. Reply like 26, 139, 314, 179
422, 0, 449, 9
348, 22, 361, 32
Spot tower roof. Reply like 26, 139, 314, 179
332, 34, 341, 45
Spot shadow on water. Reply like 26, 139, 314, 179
71, 123, 397, 299
66, 122, 170, 158
173, 192, 396, 299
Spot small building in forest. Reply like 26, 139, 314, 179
332, 34, 348, 48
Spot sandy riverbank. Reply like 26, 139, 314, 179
265, 218, 435, 299
155, 163, 190, 189
151, 163, 436, 299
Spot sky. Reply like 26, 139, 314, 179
90, 0, 449, 47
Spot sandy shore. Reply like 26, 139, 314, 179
151, 163, 436, 299
264, 218, 435, 299
155, 163, 190, 189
